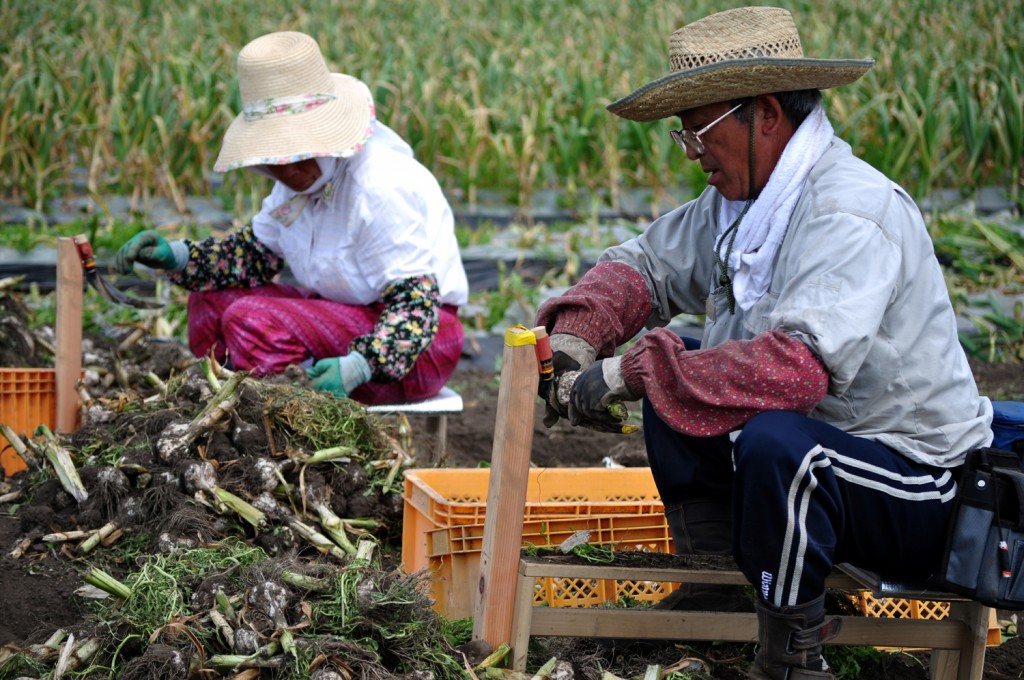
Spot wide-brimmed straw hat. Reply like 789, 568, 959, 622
214, 31, 375, 173
608, 6, 874, 122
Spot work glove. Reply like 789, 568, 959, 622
540, 333, 597, 427
114, 230, 178, 274
568, 356, 637, 433
307, 352, 372, 399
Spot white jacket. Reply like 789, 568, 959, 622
252, 123, 468, 307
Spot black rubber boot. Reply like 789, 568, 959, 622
748, 595, 842, 679
653, 499, 753, 612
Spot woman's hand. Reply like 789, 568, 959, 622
114, 230, 178, 274
307, 353, 372, 398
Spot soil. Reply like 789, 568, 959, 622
2, 312, 1024, 677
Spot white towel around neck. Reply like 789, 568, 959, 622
717, 105, 834, 311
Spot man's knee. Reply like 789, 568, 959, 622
734, 411, 815, 470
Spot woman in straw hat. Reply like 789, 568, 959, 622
114, 31, 467, 405
534, 7, 991, 678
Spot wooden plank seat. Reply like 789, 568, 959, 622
366, 386, 463, 465
509, 553, 993, 680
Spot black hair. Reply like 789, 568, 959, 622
731, 89, 822, 127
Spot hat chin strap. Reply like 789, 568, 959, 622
713, 97, 757, 314
744, 97, 757, 202
299, 157, 339, 195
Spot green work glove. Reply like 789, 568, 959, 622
114, 230, 178, 275
307, 353, 372, 399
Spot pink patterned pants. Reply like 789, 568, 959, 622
186, 284, 463, 405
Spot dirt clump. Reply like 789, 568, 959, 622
0, 291, 50, 368
0, 328, 456, 677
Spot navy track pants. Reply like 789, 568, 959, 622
643, 401, 959, 608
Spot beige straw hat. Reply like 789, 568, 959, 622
214, 31, 375, 172
608, 6, 874, 122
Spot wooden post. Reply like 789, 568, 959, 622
55, 237, 82, 433
472, 326, 539, 646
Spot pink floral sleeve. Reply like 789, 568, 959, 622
620, 328, 829, 436
536, 261, 653, 358
168, 224, 284, 291
350, 274, 441, 382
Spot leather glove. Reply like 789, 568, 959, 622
540, 333, 597, 427
114, 230, 178, 274
307, 352, 372, 399
568, 356, 637, 433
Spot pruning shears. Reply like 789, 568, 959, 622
72, 234, 164, 310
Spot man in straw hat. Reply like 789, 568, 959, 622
114, 31, 467, 405
535, 7, 992, 678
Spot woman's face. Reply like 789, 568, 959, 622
264, 158, 322, 192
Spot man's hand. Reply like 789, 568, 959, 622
568, 356, 637, 432
307, 353, 372, 399
114, 230, 178, 274
540, 334, 597, 427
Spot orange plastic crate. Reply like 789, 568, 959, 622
853, 592, 1002, 647
424, 515, 679, 616
0, 368, 58, 475
401, 467, 996, 635
403, 467, 664, 526
425, 513, 673, 558
402, 467, 674, 618
402, 468, 664, 572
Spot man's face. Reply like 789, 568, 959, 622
264, 158, 322, 192
677, 102, 752, 202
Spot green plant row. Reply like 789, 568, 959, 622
6, 210, 1019, 368
0, 0, 1021, 215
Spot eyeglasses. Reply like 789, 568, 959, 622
669, 103, 744, 156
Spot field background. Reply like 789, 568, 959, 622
1, 0, 1022, 362
1, 0, 1021, 216
0, 6, 1023, 679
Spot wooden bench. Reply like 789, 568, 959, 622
366, 386, 463, 465
509, 554, 995, 679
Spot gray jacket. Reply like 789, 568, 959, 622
601, 138, 993, 467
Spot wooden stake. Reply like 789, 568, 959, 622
472, 326, 539, 647
55, 237, 82, 433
